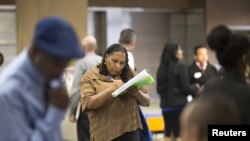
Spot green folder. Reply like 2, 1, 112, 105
112, 69, 155, 97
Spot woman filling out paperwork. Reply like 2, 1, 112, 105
80, 43, 150, 141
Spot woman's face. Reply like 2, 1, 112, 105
176, 46, 183, 60
105, 51, 126, 77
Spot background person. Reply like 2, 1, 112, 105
180, 95, 240, 141
204, 25, 250, 124
69, 36, 102, 141
119, 28, 152, 140
119, 28, 137, 70
156, 43, 200, 141
0, 16, 84, 141
188, 45, 218, 92
80, 44, 150, 141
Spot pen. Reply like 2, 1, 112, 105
107, 76, 114, 81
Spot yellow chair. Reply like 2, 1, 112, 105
146, 115, 164, 134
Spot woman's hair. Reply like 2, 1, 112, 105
207, 25, 250, 70
156, 43, 179, 95
99, 43, 133, 82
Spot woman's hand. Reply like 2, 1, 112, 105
127, 86, 139, 97
86, 79, 123, 110
110, 80, 124, 92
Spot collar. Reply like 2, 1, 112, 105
22, 49, 45, 86
86, 52, 96, 56
91, 66, 121, 82
195, 61, 207, 70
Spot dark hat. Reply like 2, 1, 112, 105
34, 16, 84, 59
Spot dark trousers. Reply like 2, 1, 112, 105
162, 109, 182, 138
112, 130, 140, 141
77, 112, 90, 141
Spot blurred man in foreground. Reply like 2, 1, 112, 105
181, 95, 239, 141
0, 16, 84, 141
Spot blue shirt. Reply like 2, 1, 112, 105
0, 49, 65, 141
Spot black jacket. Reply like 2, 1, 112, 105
203, 71, 250, 124
157, 63, 198, 107
188, 61, 218, 87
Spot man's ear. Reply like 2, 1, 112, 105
29, 45, 38, 58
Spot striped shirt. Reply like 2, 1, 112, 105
80, 66, 147, 141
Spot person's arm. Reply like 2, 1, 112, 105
0, 89, 66, 141
211, 65, 219, 77
69, 93, 80, 122
80, 72, 123, 110
187, 64, 194, 83
69, 60, 86, 122
130, 88, 150, 107
128, 69, 150, 106
178, 64, 199, 96
86, 82, 121, 109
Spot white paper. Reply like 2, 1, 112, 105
112, 69, 154, 97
